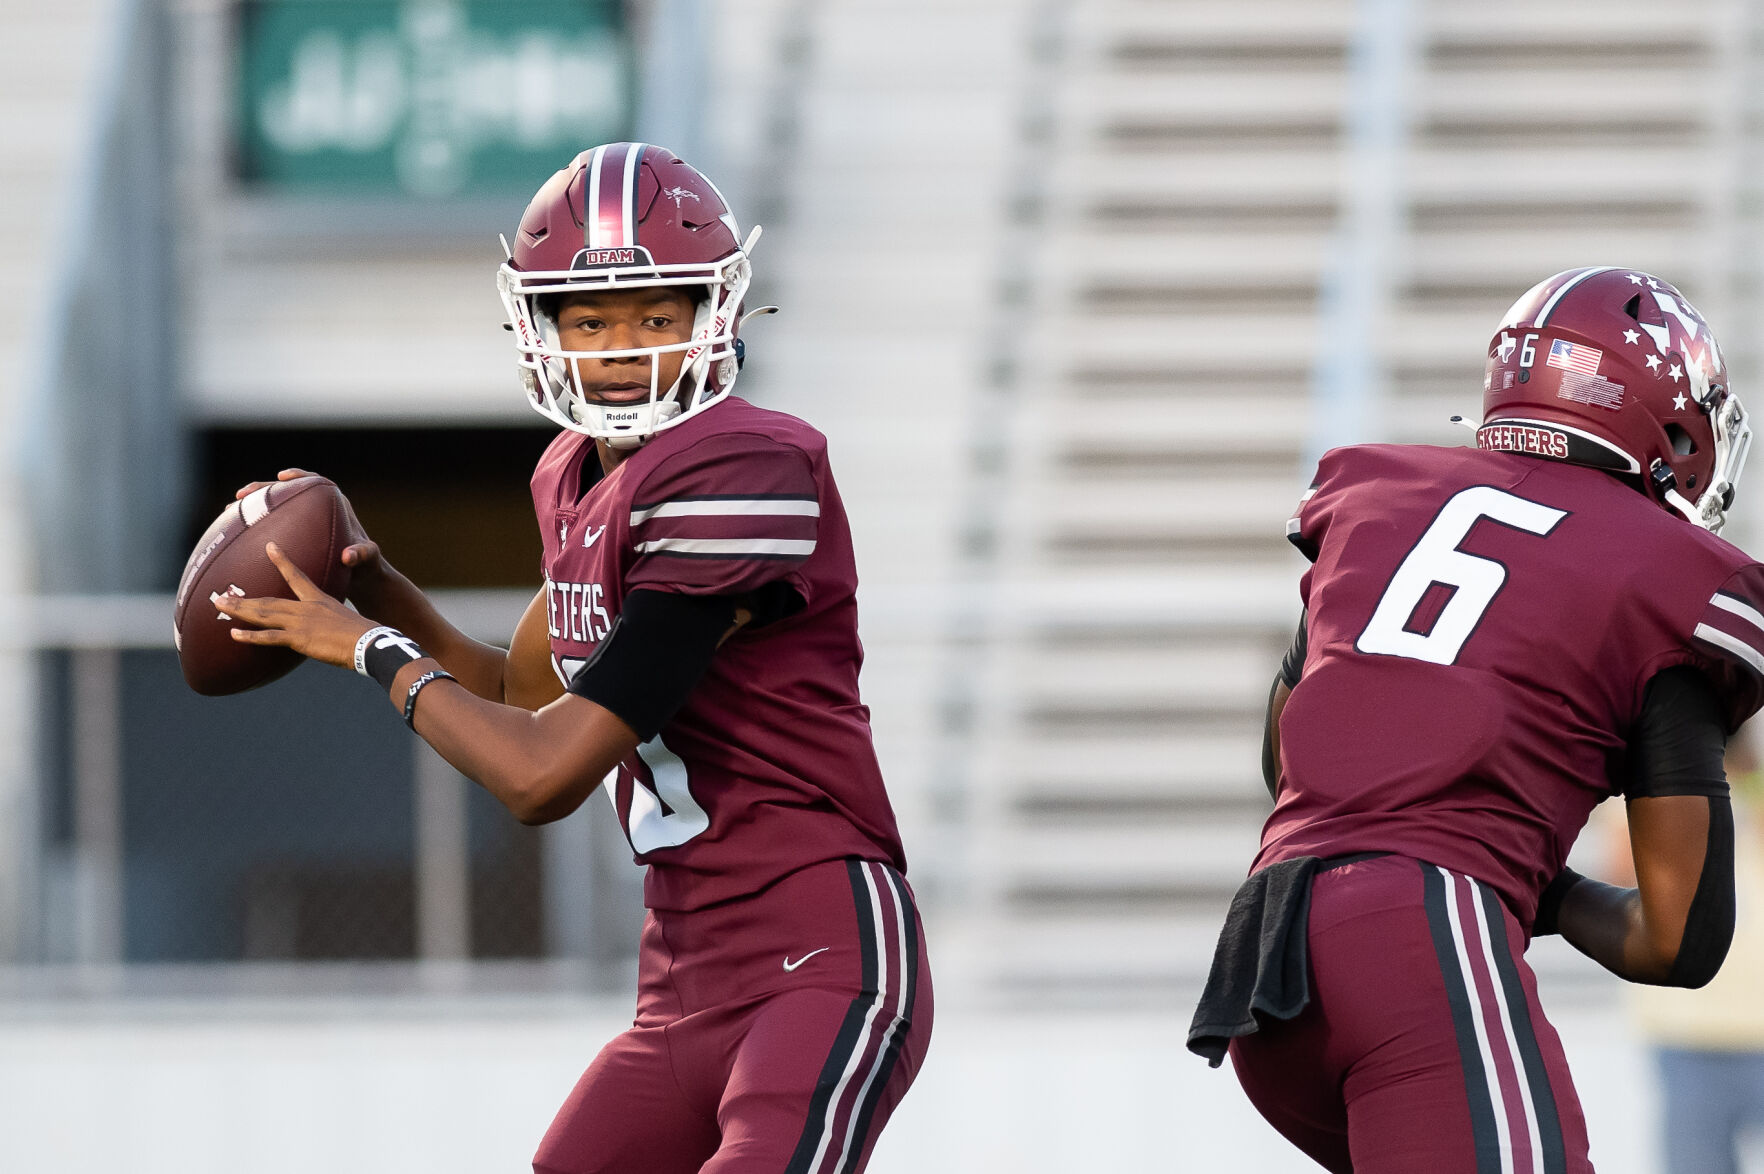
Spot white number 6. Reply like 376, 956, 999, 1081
1356, 486, 1567, 666
614, 733, 711, 853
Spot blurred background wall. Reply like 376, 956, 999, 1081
4, 0, 1764, 1170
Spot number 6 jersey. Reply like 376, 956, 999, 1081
1261, 442, 1764, 924
531, 396, 906, 912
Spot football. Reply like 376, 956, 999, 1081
174, 476, 361, 695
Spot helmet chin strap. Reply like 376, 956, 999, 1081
604, 400, 683, 449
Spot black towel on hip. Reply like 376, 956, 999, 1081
1186, 855, 1322, 1068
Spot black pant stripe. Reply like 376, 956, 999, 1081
837, 864, 920, 1174
783, 860, 883, 1174
1421, 863, 1504, 1174
1476, 882, 1567, 1174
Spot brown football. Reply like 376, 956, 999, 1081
174, 476, 360, 695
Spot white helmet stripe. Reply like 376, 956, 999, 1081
1533, 266, 1622, 328
586, 141, 642, 249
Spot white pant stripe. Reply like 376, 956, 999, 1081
805, 862, 893, 1174
1467, 875, 1546, 1170
831, 865, 914, 1173
1437, 866, 1516, 1174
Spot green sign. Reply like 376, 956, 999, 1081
237, 0, 633, 197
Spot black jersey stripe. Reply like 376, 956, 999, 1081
784, 860, 887, 1174
836, 864, 921, 1173
1477, 882, 1568, 1174
1422, 863, 1504, 1174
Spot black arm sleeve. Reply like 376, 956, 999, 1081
1261, 613, 1308, 799
1665, 795, 1736, 988
567, 589, 736, 741
1623, 667, 1730, 799
1279, 610, 1308, 690
1260, 676, 1282, 801
742, 579, 806, 629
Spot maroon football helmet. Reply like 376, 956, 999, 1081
1479, 266, 1751, 532
497, 143, 760, 447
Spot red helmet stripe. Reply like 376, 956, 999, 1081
620, 142, 646, 247
584, 144, 609, 249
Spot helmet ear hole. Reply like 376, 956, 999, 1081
1666, 423, 1697, 456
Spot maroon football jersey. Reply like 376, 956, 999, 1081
530, 396, 906, 911
1259, 443, 1764, 924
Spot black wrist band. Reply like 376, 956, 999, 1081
357, 626, 429, 691
403, 669, 455, 728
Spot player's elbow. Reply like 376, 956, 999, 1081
506, 775, 586, 825
1629, 904, 1734, 988
1659, 915, 1734, 989
503, 757, 606, 826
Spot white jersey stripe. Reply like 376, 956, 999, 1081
1437, 866, 1516, 1174
585, 145, 609, 249
1710, 592, 1764, 641
1286, 517, 1302, 537
631, 498, 821, 525
805, 864, 891, 1174
1468, 875, 1545, 1169
635, 537, 816, 557
1695, 622, 1764, 677
833, 865, 913, 1173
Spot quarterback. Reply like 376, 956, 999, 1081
219, 143, 931, 1174
1190, 267, 1760, 1172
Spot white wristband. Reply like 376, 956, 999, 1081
353, 626, 399, 677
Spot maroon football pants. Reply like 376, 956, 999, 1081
1228, 855, 1593, 1173
533, 858, 932, 1174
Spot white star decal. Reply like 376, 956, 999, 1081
1623, 329, 1640, 345
1674, 392, 1689, 410
1669, 364, 1684, 382
1496, 331, 1518, 362
1646, 354, 1662, 372
1628, 274, 1646, 285
1647, 278, 1660, 289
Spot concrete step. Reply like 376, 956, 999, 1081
1046, 145, 1706, 210
1073, 0, 1354, 49
990, 731, 1276, 800
979, 819, 1263, 895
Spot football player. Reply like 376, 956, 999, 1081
218, 143, 931, 1174
1189, 267, 1760, 1173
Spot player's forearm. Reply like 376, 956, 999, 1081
1552, 875, 1720, 985
1552, 877, 1671, 982
349, 564, 509, 700
392, 661, 635, 824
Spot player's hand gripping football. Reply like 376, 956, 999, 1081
216, 541, 377, 671
235, 468, 386, 597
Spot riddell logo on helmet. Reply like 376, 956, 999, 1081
1477, 424, 1570, 461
